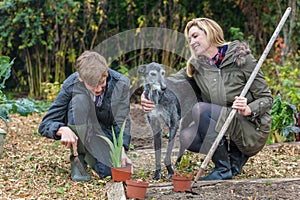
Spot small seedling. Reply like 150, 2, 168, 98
98, 120, 126, 168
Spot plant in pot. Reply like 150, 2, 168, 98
98, 120, 131, 182
172, 152, 193, 192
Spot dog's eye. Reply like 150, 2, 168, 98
150, 72, 156, 76
161, 70, 165, 76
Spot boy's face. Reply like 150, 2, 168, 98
84, 76, 107, 96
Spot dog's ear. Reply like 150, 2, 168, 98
138, 64, 147, 74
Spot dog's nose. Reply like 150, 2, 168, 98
161, 84, 167, 91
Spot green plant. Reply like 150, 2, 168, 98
268, 94, 300, 144
229, 27, 244, 41
41, 82, 62, 102
0, 56, 14, 119
0, 56, 13, 89
262, 52, 300, 107
98, 120, 126, 168
174, 152, 193, 174
0, 56, 50, 120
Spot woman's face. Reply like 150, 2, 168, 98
188, 25, 211, 57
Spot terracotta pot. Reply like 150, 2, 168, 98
126, 180, 149, 200
172, 174, 192, 192
111, 165, 132, 182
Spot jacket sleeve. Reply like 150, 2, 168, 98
38, 84, 72, 140
110, 76, 131, 151
168, 67, 203, 102
168, 67, 189, 81
242, 55, 273, 117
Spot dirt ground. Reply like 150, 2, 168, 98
0, 103, 299, 199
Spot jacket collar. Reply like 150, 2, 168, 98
221, 40, 252, 68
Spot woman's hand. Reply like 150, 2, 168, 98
232, 96, 252, 116
140, 92, 155, 112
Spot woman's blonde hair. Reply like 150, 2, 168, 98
184, 18, 227, 77
76, 51, 108, 87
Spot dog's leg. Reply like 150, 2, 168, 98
164, 122, 178, 179
149, 116, 163, 180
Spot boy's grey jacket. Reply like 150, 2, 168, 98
38, 69, 131, 150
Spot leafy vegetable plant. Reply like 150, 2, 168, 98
0, 56, 50, 120
268, 94, 300, 143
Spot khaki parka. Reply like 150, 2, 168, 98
171, 40, 273, 156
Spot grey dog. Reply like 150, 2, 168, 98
138, 62, 199, 180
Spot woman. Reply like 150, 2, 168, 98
141, 18, 273, 180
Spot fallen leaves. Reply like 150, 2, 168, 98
0, 112, 299, 199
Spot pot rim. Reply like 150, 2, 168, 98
125, 179, 149, 187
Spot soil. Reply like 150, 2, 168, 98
0, 103, 299, 199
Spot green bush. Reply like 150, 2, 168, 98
262, 52, 300, 107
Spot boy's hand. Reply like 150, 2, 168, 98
122, 147, 133, 173
56, 126, 78, 149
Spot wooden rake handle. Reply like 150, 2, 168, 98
193, 7, 292, 185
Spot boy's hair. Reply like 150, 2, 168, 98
76, 51, 109, 87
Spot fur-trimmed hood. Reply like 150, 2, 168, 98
186, 40, 254, 77
230, 41, 252, 67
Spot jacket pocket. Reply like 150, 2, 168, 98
258, 111, 272, 133
238, 112, 271, 156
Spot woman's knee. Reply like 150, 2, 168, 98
179, 126, 197, 145
179, 128, 201, 153
192, 102, 210, 121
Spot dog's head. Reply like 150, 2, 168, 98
138, 62, 167, 92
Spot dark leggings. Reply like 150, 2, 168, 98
179, 102, 222, 153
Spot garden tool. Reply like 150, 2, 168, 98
72, 142, 90, 177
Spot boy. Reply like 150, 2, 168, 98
39, 51, 132, 181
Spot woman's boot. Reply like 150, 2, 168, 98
200, 138, 232, 180
228, 142, 249, 176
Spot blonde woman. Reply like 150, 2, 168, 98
141, 18, 272, 180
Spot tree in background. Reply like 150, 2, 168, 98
0, 0, 299, 98
0, 0, 106, 97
